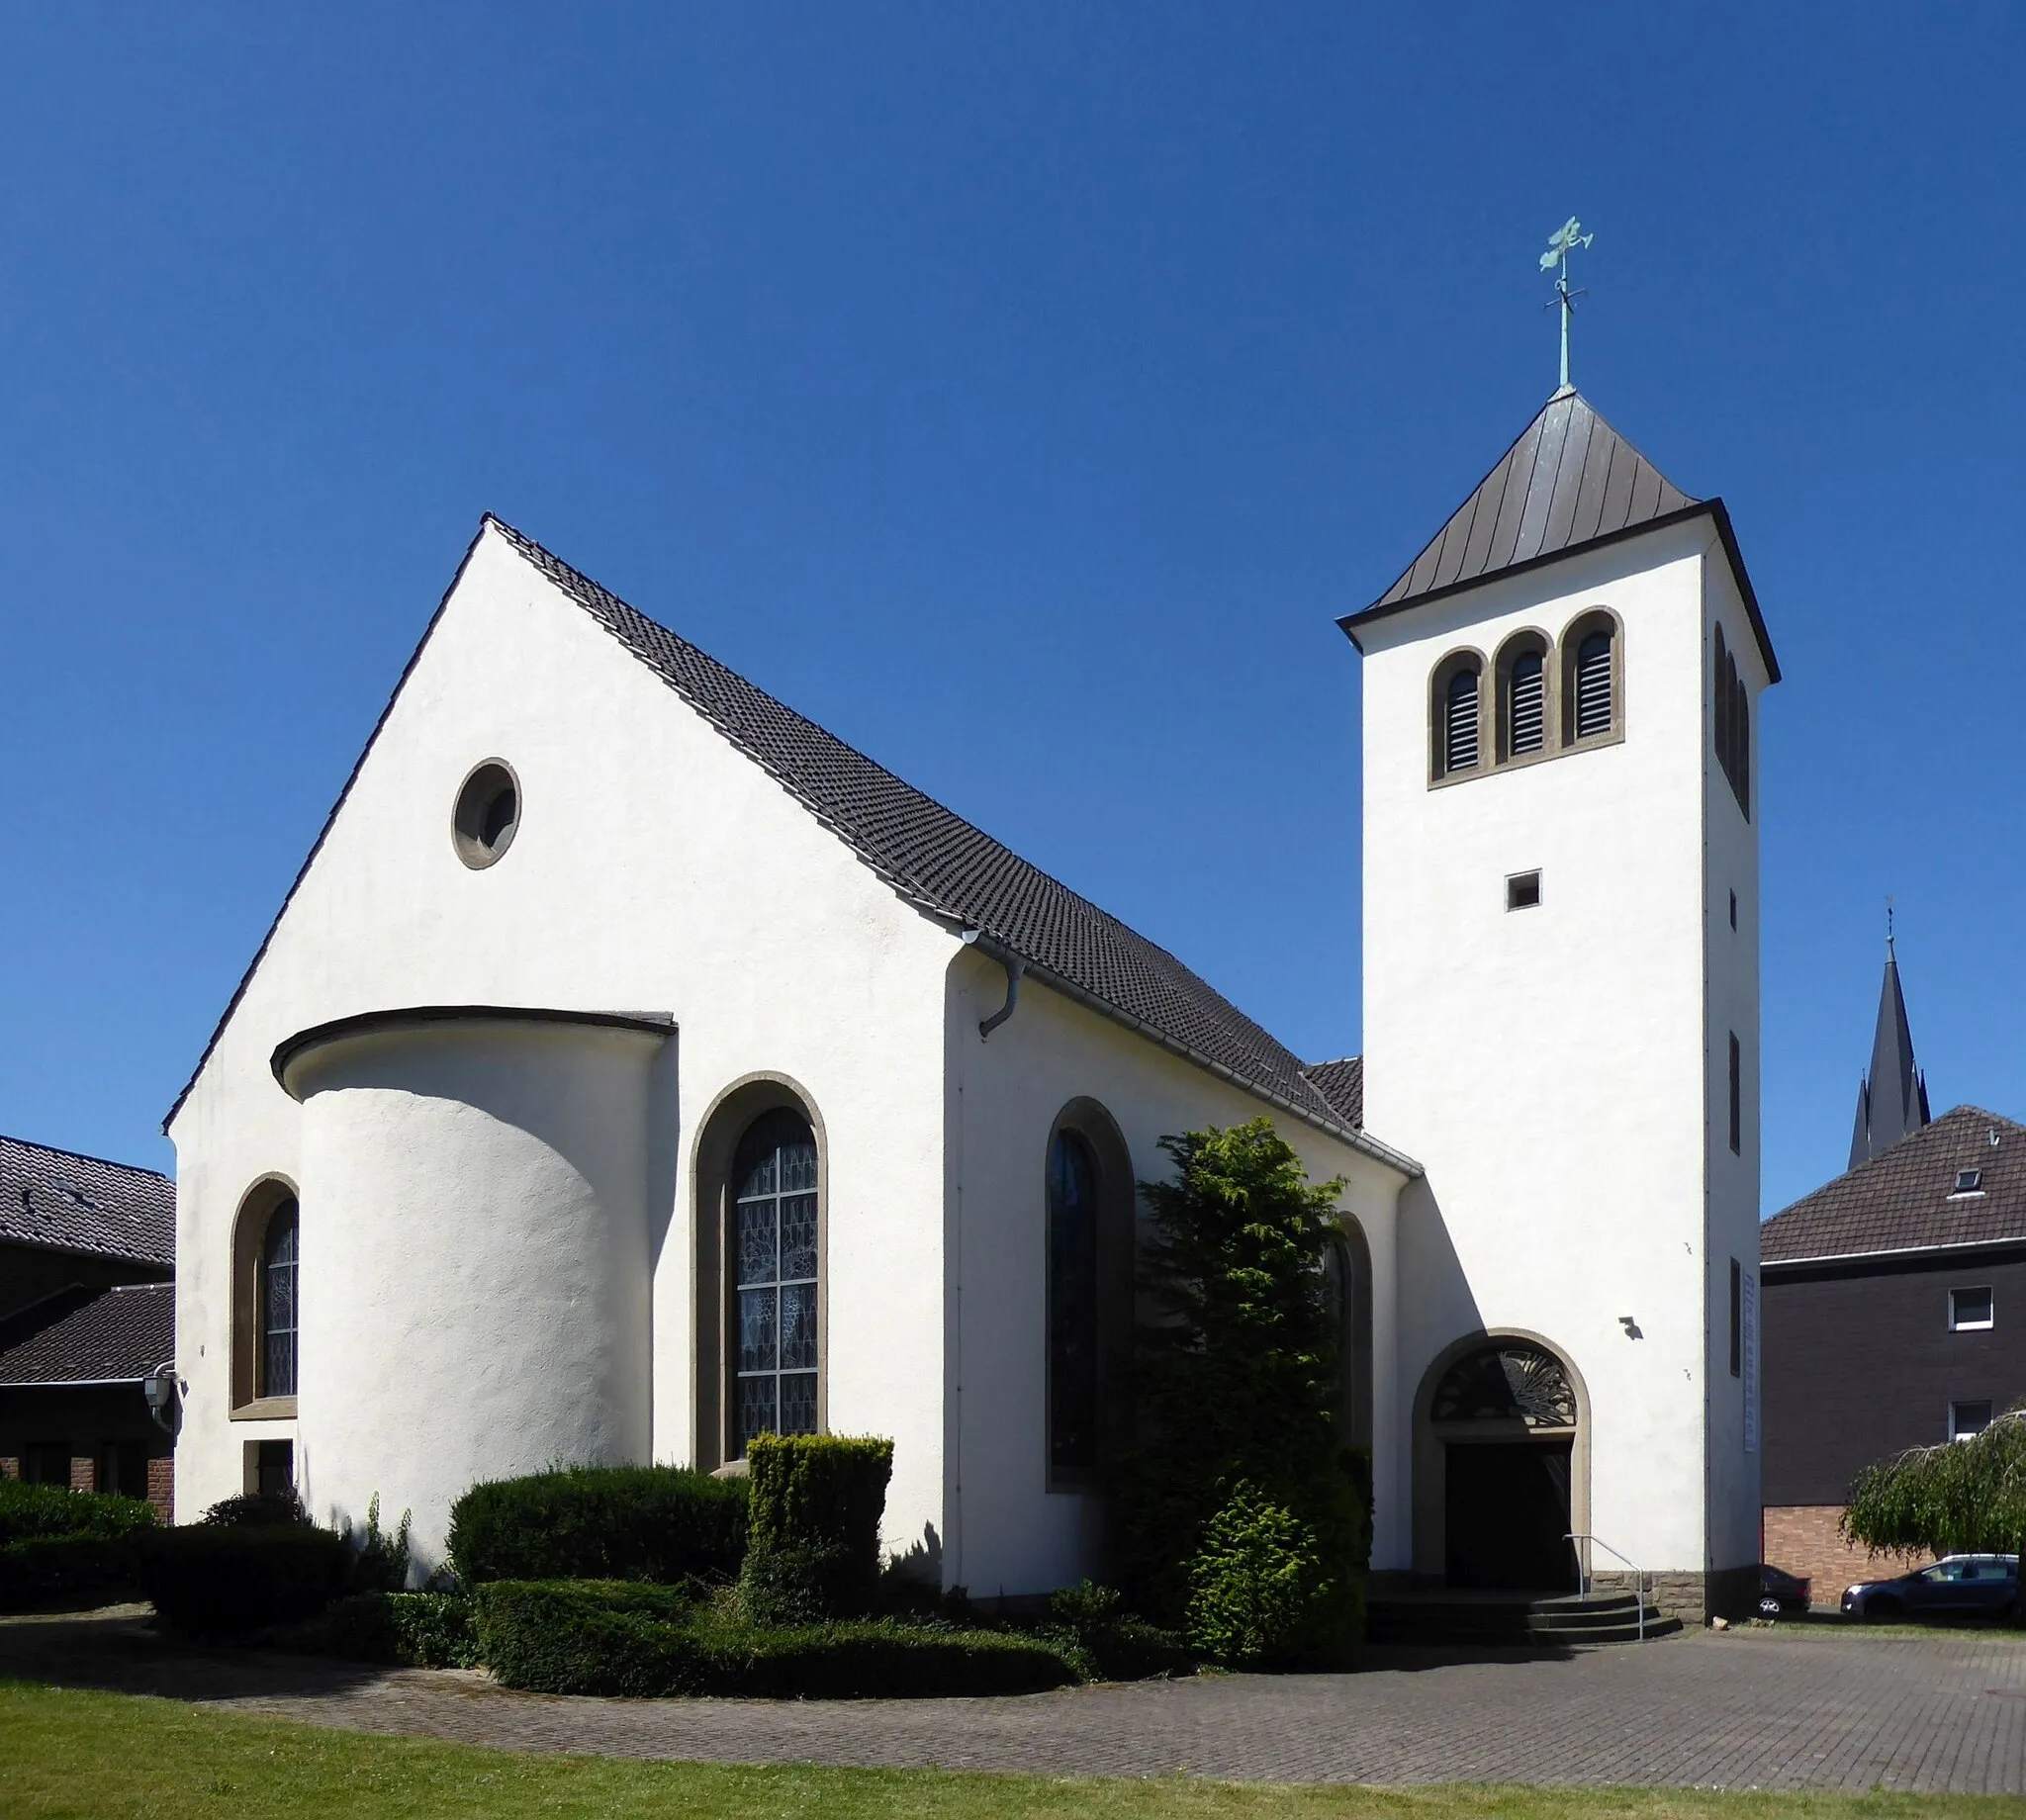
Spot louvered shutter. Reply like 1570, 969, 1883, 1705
1574, 631, 1612, 738
1508, 652, 1544, 756
1443, 667, 1479, 772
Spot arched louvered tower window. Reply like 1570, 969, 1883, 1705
1430, 653, 1483, 780
1560, 610, 1620, 746
1495, 633, 1550, 764
1574, 633, 1612, 737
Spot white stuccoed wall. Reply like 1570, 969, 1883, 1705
283, 1016, 668, 1555
1359, 517, 1750, 1581
1702, 555, 1769, 1576
942, 954, 1412, 1594
170, 525, 959, 1571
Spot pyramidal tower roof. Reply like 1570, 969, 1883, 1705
1339, 389, 1779, 681
1849, 941, 1932, 1169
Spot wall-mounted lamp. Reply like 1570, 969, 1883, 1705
143, 1361, 181, 1436
1618, 1316, 1643, 1339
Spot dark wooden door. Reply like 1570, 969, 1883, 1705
1444, 1438, 1578, 1592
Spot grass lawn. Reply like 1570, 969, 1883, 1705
1, 1683, 2017, 1820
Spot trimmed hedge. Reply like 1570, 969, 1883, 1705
1046, 1582, 1192, 1682
447, 1467, 747, 1586
0, 1480, 159, 1545
740, 1434, 892, 1622
292, 1592, 481, 1668
0, 1535, 141, 1611
475, 1580, 1079, 1698
139, 1523, 353, 1632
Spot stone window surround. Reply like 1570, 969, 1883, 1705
229, 1174, 300, 1421
1427, 606, 1626, 790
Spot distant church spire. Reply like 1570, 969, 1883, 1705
1849, 915, 1931, 1169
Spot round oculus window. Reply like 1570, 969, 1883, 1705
452, 761, 520, 868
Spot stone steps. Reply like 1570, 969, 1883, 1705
1367, 1589, 1683, 1646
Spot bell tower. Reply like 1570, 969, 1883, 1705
1345, 387, 1778, 1617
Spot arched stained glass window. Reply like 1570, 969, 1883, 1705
1047, 1131, 1099, 1480
260, 1199, 299, 1400
732, 1110, 819, 1456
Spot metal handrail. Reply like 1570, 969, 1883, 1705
1565, 1532, 1648, 1642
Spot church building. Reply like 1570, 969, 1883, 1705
166, 385, 1774, 1619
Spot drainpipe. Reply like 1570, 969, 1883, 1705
963, 930, 1027, 1041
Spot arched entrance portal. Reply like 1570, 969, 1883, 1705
1417, 1335, 1587, 1592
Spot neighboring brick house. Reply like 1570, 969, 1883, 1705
0, 1134, 177, 1518
1761, 1104, 2026, 1601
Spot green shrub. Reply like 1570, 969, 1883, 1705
298, 1592, 480, 1668
474, 1579, 1078, 1698
1046, 1580, 1192, 1681
343, 1495, 413, 1593
739, 1434, 893, 1622
0, 1535, 140, 1611
139, 1524, 352, 1632
447, 1466, 746, 1586
200, 1489, 312, 1527
1119, 1120, 1370, 1648
1186, 1481, 1339, 1669
0, 1479, 159, 1545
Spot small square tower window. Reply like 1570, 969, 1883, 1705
1951, 1400, 1994, 1441
1952, 1169, 1984, 1198
1728, 889, 1737, 931
1506, 870, 1541, 912
1950, 1287, 1994, 1331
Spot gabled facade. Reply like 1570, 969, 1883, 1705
166, 519, 1412, 1588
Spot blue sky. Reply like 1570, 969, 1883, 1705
2, 6, 2020, 1213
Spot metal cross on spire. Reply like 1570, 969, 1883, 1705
1539, 216, 1594, 396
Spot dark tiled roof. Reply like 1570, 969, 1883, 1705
1301, 1056, 1363, 1129
0, 1283, 174, 1385
0, 1135, 174, 1268
1762, 1106, 2026, 1264
1340, 391, 1779, 682
491, 519, 1393, 1149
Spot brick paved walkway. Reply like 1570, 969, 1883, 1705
5, 1608, 2025, 1793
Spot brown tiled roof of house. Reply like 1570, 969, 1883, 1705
0, 1135, 175, 1269
0, 1283, 174, 1385
1761, 1105, 2026, 1265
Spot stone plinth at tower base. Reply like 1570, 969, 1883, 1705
1593, 1565, 1762, 1625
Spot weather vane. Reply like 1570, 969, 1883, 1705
1539, 216, 1594, 396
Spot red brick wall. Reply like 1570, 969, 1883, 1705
145, 1455, 174, 1524
1763, 1503, 1932, 1605
0, 1457, 17, 1481
68, 1454, 94, 1493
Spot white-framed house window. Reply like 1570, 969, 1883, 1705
1949, 1286, 1994, 1331
1951, 1400, 1994, 1441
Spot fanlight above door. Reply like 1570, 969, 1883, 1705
1430, 1342, 1577, 1429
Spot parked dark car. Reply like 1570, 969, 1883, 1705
1841, 1554, 2019, 1622
1757, 1563, 1811, 1617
